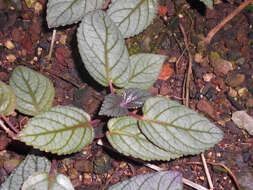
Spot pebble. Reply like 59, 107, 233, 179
226, 74, 245, 87
210, 52, 233, 76
203, 73, 214, 82
4, 40, 15, 50
236, 57, 245, 65
238, 87, 248, 97
232, 111, 253, 135
236, 171, 253, 190
197, 99, 215, 119
74, 160, 93, 173
6, 54, 16, 62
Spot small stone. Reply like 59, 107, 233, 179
203, 73, 214, 82
168, 56, 177, 63
34, 2, 42, 14
4, 40, 15, 49
232, 111, 253, 135
59, 34, 67, 45
210, 52, 233, 75
226, 74, 245, 87
236, 171, 253, 190
37, 47, 42, 56
194, 53, 203, 63
236, 57, 245, 65
197, 99, 215, 119
238, 87, 248, 97
68, 168, 78, 180
83, 173, 92, 185
228, 87, 238, 98
6, 54, 16, 62
93, 153, 112, 174
75, 160, 93, 173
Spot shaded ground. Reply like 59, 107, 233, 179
0, 0, 253, 189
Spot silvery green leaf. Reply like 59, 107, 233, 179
200, 0, 213, 9
0, 81, 16, 116
22, 172, 74, 190
121, 88, 151, 109
107, 0, 158, 38
139, 97, 224, 155
108, 171, 183, 190
10, 66, 55, 116
106, 117, 180, 161
0, 154, 51, 190
47, 0, 105, 28
18, 106, 94, 155
77, 10, 129, 88
126, 54, 167, 89
99, 94, 128, 117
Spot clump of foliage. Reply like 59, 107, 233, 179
0, 0, 221, 189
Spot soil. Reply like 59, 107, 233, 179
0, 0, 252, 189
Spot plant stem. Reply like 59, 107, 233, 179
90, 119, 101, 126
0, 119, 16, 139
48, 159, 56, 190
109, 80, 115, 94
204, 0, 253, 44
128, 112, 144, 120
0, 114, 19, 133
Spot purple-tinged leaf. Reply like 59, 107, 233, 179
99, 94, 128, 117
99, 89, 151, 117
121, 88, 151, 109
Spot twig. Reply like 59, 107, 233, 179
46, 29, 57, 61
182, 178, 209, 190
48, 159, 56, 190
0, 119, 16, 139
179, 19, 213, 189
0, 114, 19, 133
204, 0, 253, 44
179, 21, 192, 107
201, 153, 214, 190
187, 161, 240, 190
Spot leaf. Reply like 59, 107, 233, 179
99, 89, 151, 117
139, 97, 224, 155
106, 117, 180, 161
126, 53, 167, 89
108, 171, 183, 190
0, 154, 51, 190
9, 66, 55, 116
99, 94, 128, 117
0, 81, 16, 116
22, 172, 74, 190
107, 0, 158, 38
121, 88, 151, 109
18, 106, 94, 155
46, 0, 105, 28
200, 0, 213, 9
77, 10, 129, 87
